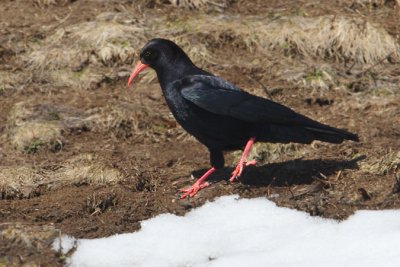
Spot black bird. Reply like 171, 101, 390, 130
128, 38, 359, 199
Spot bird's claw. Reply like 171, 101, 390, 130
229, 160, 257, 182
180, 181, 210, 199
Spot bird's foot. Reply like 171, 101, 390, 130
180, 180, 210, 199
229, 160, 257, 182
179, 167, 216, 199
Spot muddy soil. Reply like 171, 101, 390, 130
1, 0, 400, 266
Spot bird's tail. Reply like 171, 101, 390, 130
304, 124, 359, 144
259, 123, 359, 144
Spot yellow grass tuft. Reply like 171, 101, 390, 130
32, 0, 71, 6
27, 47, 85, 71
361, 151, 400, 175
169, 0, 231, 10
10, 122, 62, 152
97, 44, 136, 66
36, 17, 147, 69
6, 100, 142, 152
83, 102, 139, 133
177, 14, 399, 64
7, 101, 63, 152
48, 69, 106, 90
7, 101, 40, 126
0, 71, 21, 92
0, 166, 44, 199
24, 13, 148, 89
232, 142, 308, 164
0, 155, 122, 199
54, 154, 124, 185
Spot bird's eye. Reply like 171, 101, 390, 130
142, 49, 158, 62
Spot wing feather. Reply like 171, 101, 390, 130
178, 75, 358, 142
180, 75, 313, 126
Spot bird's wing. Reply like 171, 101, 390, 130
179, 75, 316, 126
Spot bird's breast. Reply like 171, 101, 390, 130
163, 87, 191, 122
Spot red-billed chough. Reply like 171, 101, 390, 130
127, 38, 359, 199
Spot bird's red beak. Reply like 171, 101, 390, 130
127, 62, 149, 87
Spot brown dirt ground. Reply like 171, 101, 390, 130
1, 0, 400, 266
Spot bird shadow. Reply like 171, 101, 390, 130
192, 155, 365, 187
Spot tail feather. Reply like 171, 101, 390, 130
259, 124, 359, 144
305, 125, 359, 143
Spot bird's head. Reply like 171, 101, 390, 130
127, 38, 194, 86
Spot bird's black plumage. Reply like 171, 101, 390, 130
128, 38, 359, 197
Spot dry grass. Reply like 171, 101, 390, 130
0, 223, 60, 266
10, 122, 63, 152
5, 100, 142, 153
33, 0, 231, 10
7, 101, 36, 126
83, 102, 139, 133
0, 154, 123, 199
0, 166, 44, 199
0, 223, 57, 246
177, 15, 399, 64
253, 143, 308, 163
23, 11, 398, 91
352, 0, 400, 8
232, 142, 308, 164
25, 12, 147, 89
47, 69, 107, 90
0, 71, 21, 92
54, 154, 123, 185
27, 48, 85, 71
361, 150, 400, 175
169, 0, 231, 10
6, 101, 75, 152
301, 68, 336, 90
262, 16, 399, 63
7, 101, 64, 152
32, 0, 71, 7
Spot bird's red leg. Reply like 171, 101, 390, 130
180, 167, 216, 199
229, 137, 256, 182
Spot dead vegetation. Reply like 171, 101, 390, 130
5, 99, 142, 153
6, 101, 64, 152
32, 0, 72, 7
11, 121, 62, 153
54, 153, 124, 185
2, 100, 128, 197
0, 154, 123, 199
174, 15, 399, 64
0, 166, 44, 199
351, 0, 400, 9
0, 223, 62, 266
231, 142, 309, 166
32, 0, 232, 10
169, 0, 231, 10
21, 11, 399, 91
83, 102, 140, 133
0, 71, 20, 93
361, 150, 400, 175
25, 12, 147, 89
85, 191, 118, 215
263, 15, 399, 64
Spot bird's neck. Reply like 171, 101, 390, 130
156, 62, 197, 89
155, 51, 202, 88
